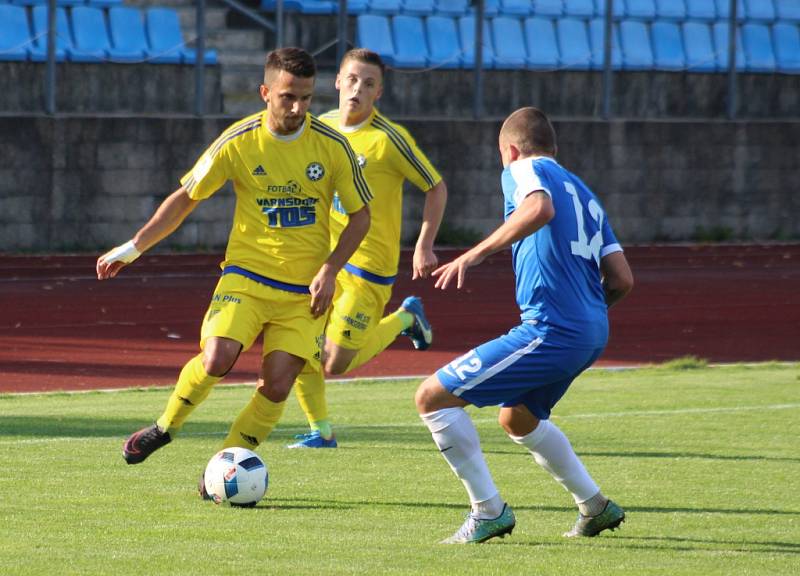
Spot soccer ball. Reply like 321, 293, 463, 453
203, 447, 268, 507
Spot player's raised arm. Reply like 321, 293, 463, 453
96, 186, 199, 280
433, 190, 554, 290
413, 180, 448, 279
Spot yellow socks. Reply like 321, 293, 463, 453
157, 354, 221, 434
222, 390, 286, 449
346, 310, 410, 372
293, 368, 333, 439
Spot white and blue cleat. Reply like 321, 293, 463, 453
400, 296, 433, 351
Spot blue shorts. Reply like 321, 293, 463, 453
436, 322, 604, 420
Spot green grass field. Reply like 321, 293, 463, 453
1, 363, 798, 575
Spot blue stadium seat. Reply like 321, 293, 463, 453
772, 22, 800, 72
91, 0, 124, 7
743, 0, 775, 23
655, 0, 687, 21
332, 0, 369, 15
595, 0, 626, 19
458, 15, 495, 68
685, 0, 716, 21
403, 0, 436, 16
532, 0, 563, 18
479, 0, 501, 16
30, 5, 70, 62
619, 19, 653, 69
500, 0, 533, 17
775, 0, 800, 22
712, 21, 745, 69
651, 20, 685, 69
714, 0, 745, 21
682, 20, 717, 70
589, 18, 622, 68
437, 0, 469, 16
626, 0, 657, 20
108, 7, 148, 62
70, 6, 111, 62
356, 14, 395, 64
563, 0, 595, 18
426, 15, 463, 67
392, 15, 429, 67
287, 0, 335, 14
0, 4, 30, 61
557, 17, 592, 69
492, 16, 528, 68
524, 16, 561, 69
147, 7, 217, 64
368, 0, 402, 15
741, 22, 775, 71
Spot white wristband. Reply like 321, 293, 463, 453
105, 240, 141, 264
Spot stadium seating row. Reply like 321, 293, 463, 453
0, 5, 217, 63
262, 0, 800, 22
357, 13, 800, 72
1, 0, 122, 7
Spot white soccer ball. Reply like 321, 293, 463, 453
203, 447, 268, 507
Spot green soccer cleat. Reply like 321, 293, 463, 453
563, 500, 626, 538
441, 504, 516, 544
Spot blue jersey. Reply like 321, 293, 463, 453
502, 156, 622, 348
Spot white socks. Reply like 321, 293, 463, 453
509, 419, 605, 516
420, 407, 504, 519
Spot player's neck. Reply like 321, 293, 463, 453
339, 108, 374, 131
266, 116, 306, 141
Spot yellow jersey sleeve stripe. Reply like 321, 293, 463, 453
371, 115, 437, 190
184, 173, 197, 193
208, 117, 262, 158
309, 118, 373, 205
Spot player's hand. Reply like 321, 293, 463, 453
309, 264, 337, 318
431, 250, 484, 290
412, 246, 438, 280
96, 240, 141, 280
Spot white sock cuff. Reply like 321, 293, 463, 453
420, 407, 467, 433
508, 418, 552, 448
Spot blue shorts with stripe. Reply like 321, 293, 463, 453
436, 321, 604, 420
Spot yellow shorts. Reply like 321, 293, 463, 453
200, 272, 325, 370
326, 268, 393, 350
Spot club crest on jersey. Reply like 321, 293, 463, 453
356, 154, 367, 168
306, 162, 325, 181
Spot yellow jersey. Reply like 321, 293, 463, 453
320, 108, 441, 279
181, 111, 372, 286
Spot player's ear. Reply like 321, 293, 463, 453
334, 73, 342, 90
259, 84, 269, 104
508, 143, 522, 162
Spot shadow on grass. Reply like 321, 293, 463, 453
477, 447, 800, 464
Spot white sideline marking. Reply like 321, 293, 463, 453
1, 403, 798, 446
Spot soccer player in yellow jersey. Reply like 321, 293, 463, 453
95, 48, 372, 468
289, 48, 448, 448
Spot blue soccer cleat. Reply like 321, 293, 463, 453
400, 296, 433, 351
441, 503, 516, 544
286, 430, 338, 449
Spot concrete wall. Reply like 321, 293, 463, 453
1, 115, 798, 253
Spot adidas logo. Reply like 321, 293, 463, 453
342, 329, 351, 339
240, 433, 259, 447
252, 165, 267, 176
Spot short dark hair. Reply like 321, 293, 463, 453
264, 47, 316, 84
340, 48, 386, 78
500, 107, 557, 157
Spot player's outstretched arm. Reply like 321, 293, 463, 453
600, 251, 634, 308
309, 205, 371, 317
96, 187, 199, 280
412, 180, 448, 280
433, 190, 554, 290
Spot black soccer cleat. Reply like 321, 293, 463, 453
122, 423, 171, 464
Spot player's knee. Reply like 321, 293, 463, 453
202, 341, 242, 377
414, 377, 441, 414
324, 356, 349, 375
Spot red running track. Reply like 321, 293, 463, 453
0, 245, 798, 393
